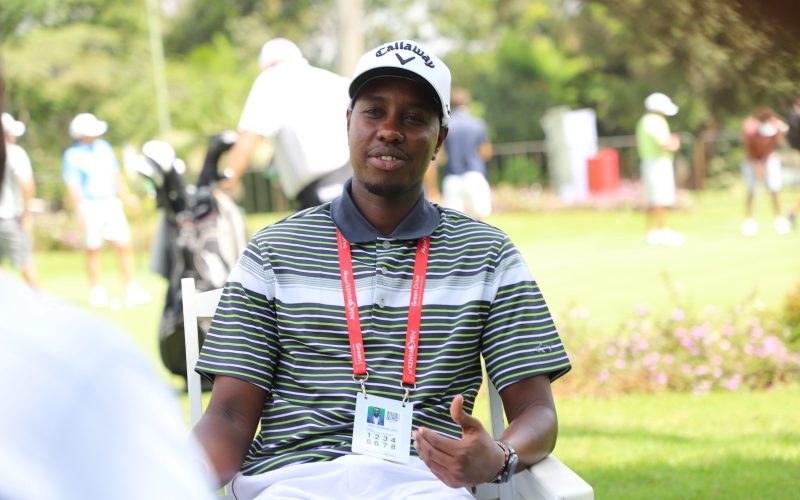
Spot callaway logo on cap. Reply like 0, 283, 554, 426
349, 40, 452, 126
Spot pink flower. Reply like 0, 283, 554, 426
662, 353, 675, 365
694, 365, 709, 376
614, 358, 626, 369
653, 372, 668, 385
672, 309, 685, 321
762, 336, 785, 357
722, 375, 741, 391
597, 371, 609, 382
643, 352, 660, 369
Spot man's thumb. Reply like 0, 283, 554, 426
450, 394, 483, 434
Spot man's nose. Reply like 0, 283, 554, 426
376, 116, 404, 142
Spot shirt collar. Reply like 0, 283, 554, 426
331, 178, 440, 243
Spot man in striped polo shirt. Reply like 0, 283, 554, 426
193, 40, 571, 499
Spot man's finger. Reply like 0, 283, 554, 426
449, 394, 485, 435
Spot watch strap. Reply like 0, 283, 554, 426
491, 440, 518, 484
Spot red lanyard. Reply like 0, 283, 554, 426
336, 229, 430, 386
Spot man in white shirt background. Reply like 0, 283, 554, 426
221, 38, 352, 209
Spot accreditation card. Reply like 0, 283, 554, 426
351, 392, 414, 463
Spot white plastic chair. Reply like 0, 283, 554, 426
182, 277, 593, 500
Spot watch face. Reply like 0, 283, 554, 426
503, 452, 519, 483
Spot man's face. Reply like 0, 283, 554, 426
347, 77, 447, 199
373, 407, 380, 417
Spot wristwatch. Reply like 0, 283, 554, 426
491, 440, 519, 484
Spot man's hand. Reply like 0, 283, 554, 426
413, 394, 505, 488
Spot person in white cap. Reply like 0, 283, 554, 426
62, 112, 150, 307
635, 92, 685, 246
221, 37, 352, 209
191, 40, 570, 499
0, 112, 40, 289
739, 106, 790, 236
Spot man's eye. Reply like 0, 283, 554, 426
405, 113, 428, 124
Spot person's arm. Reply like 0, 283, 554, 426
413, 374, 556, 488
219, 130, 262, 191
115, 171, 140, 211
17, 174, 35, 229
192, 375, 267, 486
659, 133, 680, 153
65, 182, 83, 212
478, 141, 493, 162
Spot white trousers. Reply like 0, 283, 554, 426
231, 455, 474, 500
442, 171, 492, 218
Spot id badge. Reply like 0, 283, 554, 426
351, 392, 414, 463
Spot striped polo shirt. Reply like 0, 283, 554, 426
196, 181, 571, 475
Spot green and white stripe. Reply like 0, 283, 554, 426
197, 204, 570, 475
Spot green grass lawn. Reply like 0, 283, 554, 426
12, 185, 800, 499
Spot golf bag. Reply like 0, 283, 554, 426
139, 133, 247, 386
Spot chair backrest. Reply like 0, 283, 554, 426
180, 277, 586, 500
182, 277, 223, 427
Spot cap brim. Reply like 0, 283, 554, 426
8, 122, 25, 137
349, 67, 442, 115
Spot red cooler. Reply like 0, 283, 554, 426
588, 148, 619, 193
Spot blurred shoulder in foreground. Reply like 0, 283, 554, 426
0, 275, 216, 500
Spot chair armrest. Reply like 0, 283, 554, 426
513, 454, 594, 500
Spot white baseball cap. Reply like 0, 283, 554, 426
757, 121, 778, 137
349, 40, 451, 127
644, 92, 679, 116
69, 112, 108, 139
258, 38, 304, 70
2, 112, 26, 137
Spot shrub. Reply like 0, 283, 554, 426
557, 296, 800, 397
781, 281, 800, 352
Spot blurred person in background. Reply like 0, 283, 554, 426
441, 87, 493, 219
1, 111, 40, 290
63, 112, 150, 307
782, 99, 800, 227
635, 92, 684, 246
221, 37, 352, 209
739, 106, 790, 236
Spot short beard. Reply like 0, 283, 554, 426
361, 179, 414, 199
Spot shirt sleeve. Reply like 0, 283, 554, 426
7, 146, 33, 180
480, 237, 571, 391
643, 114, 670, 145
196, 233, 282, 392
62, 148, 80, 186
237, 72, 285, 137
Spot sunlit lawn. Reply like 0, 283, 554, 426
18, 185, 800, 499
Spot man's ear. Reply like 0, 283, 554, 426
436, 126, 448, 150
346, 109, 352, 132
